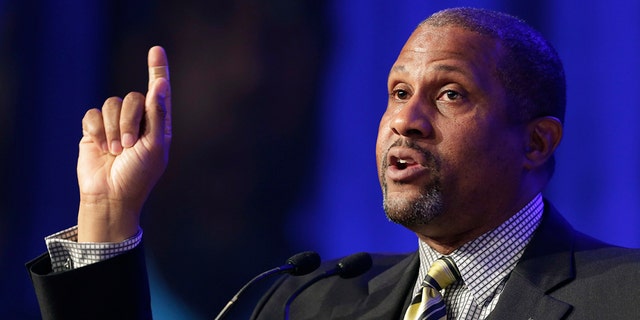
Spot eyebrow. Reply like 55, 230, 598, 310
390, 65, 407, 74
432, 64, 466, 74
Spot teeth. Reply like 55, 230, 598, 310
396, 158, 409, 169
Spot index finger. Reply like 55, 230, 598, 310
145, 46, 172, 151
148, 46, 170, 90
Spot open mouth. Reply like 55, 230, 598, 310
384, 146, 433, 183
396, 159, 408, 170
390, 156, 417, 170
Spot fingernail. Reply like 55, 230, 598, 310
111, 140, 123, 154
122, 133, 135, 148
101, 142, 109, 153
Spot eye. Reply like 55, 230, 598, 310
391, 89, 410, 100
438, 89, 462, 101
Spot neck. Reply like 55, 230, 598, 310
413, 192, 543, 255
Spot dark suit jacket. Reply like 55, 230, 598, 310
252, 202, 640, 319
28, 202, 640, 319
27, 244, 152, 320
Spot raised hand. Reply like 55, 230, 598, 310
77, 46, 172, 242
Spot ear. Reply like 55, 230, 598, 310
524, 116, 563, 170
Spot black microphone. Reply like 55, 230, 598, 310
214, 251, 321, 320
283, 252, 373, 320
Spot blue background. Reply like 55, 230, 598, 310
1, 0, 639, 318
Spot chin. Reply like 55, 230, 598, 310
383, 187, 443, 226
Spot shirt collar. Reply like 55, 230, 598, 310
415, 193, 544, 305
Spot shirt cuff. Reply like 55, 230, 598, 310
45, 226, 143, 272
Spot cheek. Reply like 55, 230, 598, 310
375, 114, 392, 167
437, 122, 496, 175
377, 111, 392, 135
375, 134, 386, 174
445, 125, 521, 184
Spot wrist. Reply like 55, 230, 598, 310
77, 197, 141, 242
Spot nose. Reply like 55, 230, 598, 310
389, 98, 433, 139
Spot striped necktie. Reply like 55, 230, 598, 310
403, 256, 461, 320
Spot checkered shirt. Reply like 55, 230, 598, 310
412, 193, 544, 319
45, 226, 142, 272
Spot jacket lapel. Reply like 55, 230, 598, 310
487, 201, 575, 320
330, 253, 419, 319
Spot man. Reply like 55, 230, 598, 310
28, 7, 640, 320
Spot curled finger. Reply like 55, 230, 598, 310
101, 96, 123, 155
120, 92, 145, 148
82, 108, 108, 153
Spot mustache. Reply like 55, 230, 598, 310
383, 139, 440, 170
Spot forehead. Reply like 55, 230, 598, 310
391, 25, 503, 79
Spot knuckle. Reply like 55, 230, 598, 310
83, 108, 101, 120
82, 113, 103, 136
102, 96, 123, 112
123, 92, 145, 104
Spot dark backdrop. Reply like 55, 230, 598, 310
2, 0, 639, 319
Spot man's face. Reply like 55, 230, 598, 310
376, 25, 527, 241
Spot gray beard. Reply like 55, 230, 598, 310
380, 139, 443, 227
383, 184, 443, 227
